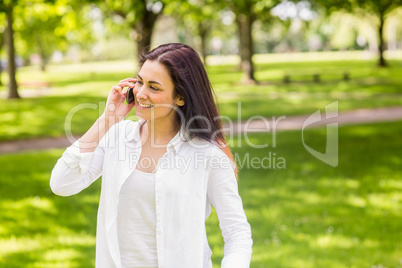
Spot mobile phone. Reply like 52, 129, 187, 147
126, 86, 135, 104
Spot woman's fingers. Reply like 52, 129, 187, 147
109, 79, 137, 103
108, 85, 125, 103
111, 85, 122, 96
117, 81, 136, 92
119, 77, 136, 82
119, 78, 137, 85
102, 79, 137, 122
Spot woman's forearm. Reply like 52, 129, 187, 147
77, 78, 136, 153
79, 115, 116, 153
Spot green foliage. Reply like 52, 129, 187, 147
14, 0, 96, 68
101, 0, 164, 28
225, 0, 282, 18
308, 0, 353, 15
165, 0, 222, 26
0, 13, 5, 58
309, 0, 402, 66
102, 0, 146, 25
0, 0, 15, 12
100, 0, 165, 59
164, 0, 227, 57
355, 0, 402, 16
310, 0, 402, 21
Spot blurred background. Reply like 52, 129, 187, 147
0, 0, 401, 267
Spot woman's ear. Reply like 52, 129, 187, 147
176, 95, 185, 106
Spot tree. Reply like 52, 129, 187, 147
309, 0, 402, 67
226, 0, 257, 83
356, 0, 402, 67
16, 2, 66, 71
0, 15, 5, 86
102, 0, 164, 60
226, 0, 281, 84
165, 0, 224, 65
16, 1, 96, 71
0, 0, 19, 98
0, 33, 3, 86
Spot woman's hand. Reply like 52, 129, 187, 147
101, 78, 137, 124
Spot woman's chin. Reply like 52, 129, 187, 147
135, 111, 153, 121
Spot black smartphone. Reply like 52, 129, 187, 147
126, 86, 135, 104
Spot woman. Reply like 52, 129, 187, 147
50, 43, 252, 268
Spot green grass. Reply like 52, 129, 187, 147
1, 57, 402, 142
215, 121, 402, 267
1, 121, 401, 267
0, 150, 98, 267
210, 59, 402, 119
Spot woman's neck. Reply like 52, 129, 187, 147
142, 118, 180, 146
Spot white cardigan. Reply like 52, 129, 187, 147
50, 120, 253, 268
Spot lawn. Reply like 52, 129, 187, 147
0, 56, 402, 141
1, 121, 401, 267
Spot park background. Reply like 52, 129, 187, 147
0, 0, 402, 267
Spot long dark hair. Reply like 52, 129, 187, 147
139, 43, 237, 174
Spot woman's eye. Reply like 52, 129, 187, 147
136, 80, 158, 91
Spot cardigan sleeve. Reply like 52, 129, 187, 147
206, 147, 253, 268
50, 134, 107, 197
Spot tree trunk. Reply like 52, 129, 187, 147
236, 13, 256, 84
133, 7, 161, 62
198, 21, 209, 65
377, 12, 387, 67
135, 21, 154, 59
5, 6, 19, 99
40, 58, 47, 72
0, 34, 4, 86
37, 36, 47, 72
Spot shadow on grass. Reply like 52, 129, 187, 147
209, 121, 402, 267
0, 121, 401, 267
48, 72, 133, 89
0, 96, 108, 142
0, 150, 100, 267
2, 244, 96, 267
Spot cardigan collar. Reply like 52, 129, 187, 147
126, 120, 190, 154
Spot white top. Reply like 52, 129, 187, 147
50, 120, 252, 268
117, 169, 157, 267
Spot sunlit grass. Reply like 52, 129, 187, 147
0, 149, 99, 267
1, 121, 401, 267
209, 121, 402, 267
1, 58, 402, 141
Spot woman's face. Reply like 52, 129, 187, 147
133, 60, 184, 123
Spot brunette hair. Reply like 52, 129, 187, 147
139, 43, 237, 175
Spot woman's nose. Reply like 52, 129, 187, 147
135, 84, 148, 100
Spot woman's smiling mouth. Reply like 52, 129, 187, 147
138, 102, 154, 108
